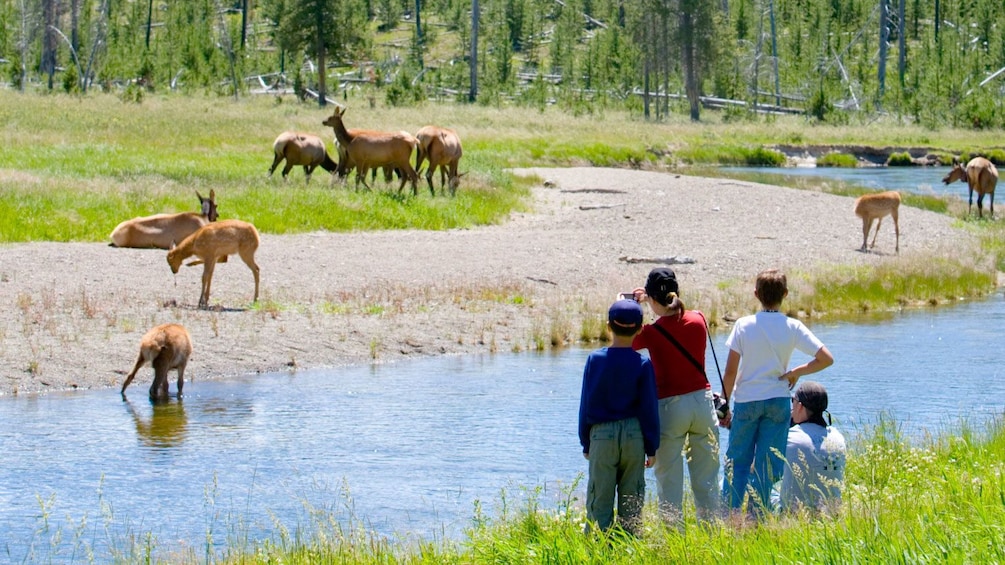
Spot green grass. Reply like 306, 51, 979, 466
816, 152, 858, 167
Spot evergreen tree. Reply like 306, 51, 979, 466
265, 0, 368, 106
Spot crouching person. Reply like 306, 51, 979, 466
780, 381, 847, 514
578, 299, 660, 535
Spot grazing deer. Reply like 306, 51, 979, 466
109, 190, 218, 249
121, 323, 193, 400
942, 157, 999, 218
268, 131, 338, 183
167, 219, 260, 309
854, 191, 901, 254
322, 106, 419, 194
415, 125, 463, 196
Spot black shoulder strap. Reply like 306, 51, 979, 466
651, 323, 707, 382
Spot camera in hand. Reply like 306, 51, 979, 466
713, 392, 729, 420
618, 292, 638, 302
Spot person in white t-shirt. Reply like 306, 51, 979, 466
719, 269, 834, 519
780, 381, 846, 513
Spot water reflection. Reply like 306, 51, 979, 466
125, 398, 189, 449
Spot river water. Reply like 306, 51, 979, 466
721, 165, 959, 198
1, 294, 1003, 560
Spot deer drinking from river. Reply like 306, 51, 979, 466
121, 323, 193, 401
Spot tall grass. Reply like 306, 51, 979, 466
32, 415, 991, 563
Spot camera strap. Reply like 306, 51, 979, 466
651, 312, 727, 399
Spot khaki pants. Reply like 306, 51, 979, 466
585, 418, 646, 534
652, 389, 721, 524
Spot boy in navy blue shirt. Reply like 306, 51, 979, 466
578, 299, 660, 534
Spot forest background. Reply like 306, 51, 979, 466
1, 0, 1004, 128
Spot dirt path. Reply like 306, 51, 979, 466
0, 167, 975, 396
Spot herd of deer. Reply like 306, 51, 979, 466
113, 107, 467, 400
270, 106, 464, 197
111, 146, 997, 400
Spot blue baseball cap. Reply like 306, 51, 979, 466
608, 299, 643, 329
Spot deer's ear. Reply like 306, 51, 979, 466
169, 241, 177, 251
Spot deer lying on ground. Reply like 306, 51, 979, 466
854, 191, 901, 254
109, 190, 218, 249
268, 131, 338, 183
415, 125, 463, 196
121, 323, 193, 400
942, 157, 999, 218
167, 219, 260, 309
322, 106, 419, 194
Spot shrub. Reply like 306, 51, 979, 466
743, 147, 786, 166
817, 152, 858, 167
886, 152, 914, 166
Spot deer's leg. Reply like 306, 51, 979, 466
282, 162, 294, 180
869, 218, 883, 249
268, 155, 283, 177
151, 354, 169, 400
199, 260, 217, 309
402, 163, 419, 196
176, 360, 187, 397
426, 167, 435, 195
977, 192, 986, 218
304, 164, 316, 184
860, 218, 871, 250
356, 167, 372, 191
969, 187, 975, 215
239, 247, 261, 303
891, 208, 900, 254
990, 192, 995, 219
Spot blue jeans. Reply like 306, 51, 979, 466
722, 396, 791, 513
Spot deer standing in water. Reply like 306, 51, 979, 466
854, 191, 901, 254
942, 157, 998, 218
167, 219, 260, 309
121, 323, 192, 400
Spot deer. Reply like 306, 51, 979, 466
415, 125, 463, 196
942, 157, 999, 218
121, 323, 193, 401
854, 191, 901, 254
167, 219, 260, 309
268, 131, 338, 183
321, 106, 419, 194
109, 190, 218, 249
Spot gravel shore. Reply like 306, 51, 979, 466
0, 167, 976, 396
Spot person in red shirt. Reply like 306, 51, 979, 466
632, 268, 721, 525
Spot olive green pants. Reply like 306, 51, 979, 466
585, 418, 646, 534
